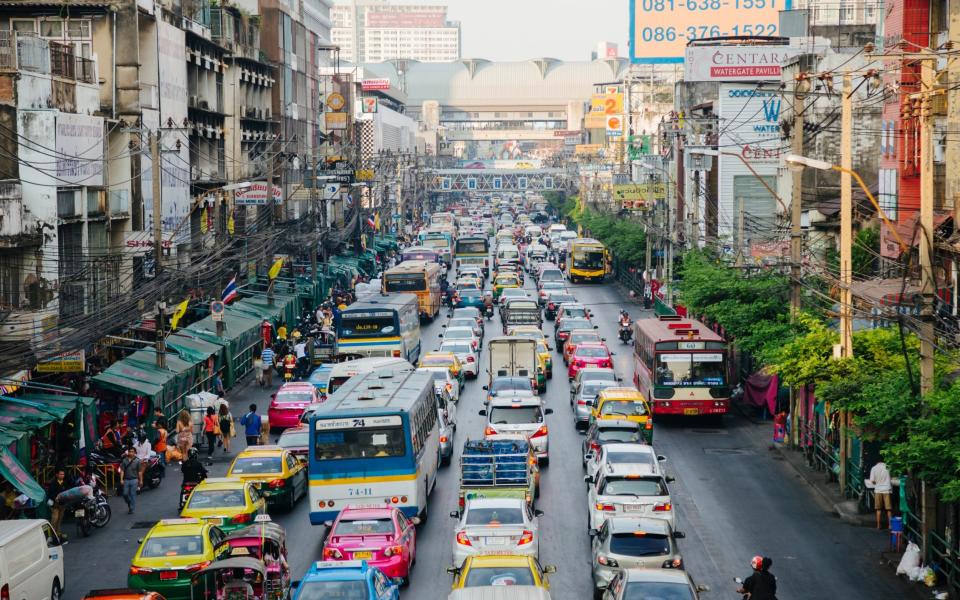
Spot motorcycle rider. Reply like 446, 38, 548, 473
737, 556, 777, 600
179, 447, 208, 509
281, 347, 297, 381
618, 310, 631, 328
483, 291, 495, 317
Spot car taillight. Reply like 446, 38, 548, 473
663, 557, 683, 569
484, 426, 497, 436
384, 545, 404, 557
595, 502, 616, 512
467, 355, 475, 363
597, 555, 619, 567
323, 547, 343, 559
268, 478, 285, 488
129, 566, 154, 575
547, 303, 555, 310
518, 530, 534, 545
185, 560, 211, 573
531, 425, 548, 438
232, 512, 252, 525
590, 442, 600, 452
577, 399, 587, 405
456, 531, 472, 546
653, 502, 672, 512
645, 420, 653, 430
472, 341, 478, 350
440, 435, 448, 443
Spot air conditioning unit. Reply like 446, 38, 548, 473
199, 99, 209, 110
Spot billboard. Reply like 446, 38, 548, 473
717, 83, 782, 240
684, 44, 808, 81
55, 113, 103, 186
629, 0, 790, 64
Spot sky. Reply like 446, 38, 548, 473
442, 0, 630, 61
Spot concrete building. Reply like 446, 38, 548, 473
332, 0, 460, 63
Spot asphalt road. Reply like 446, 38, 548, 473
64, 273, 917, 600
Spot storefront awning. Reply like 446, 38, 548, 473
0, 446, 45, 502
166, 333, 224, 364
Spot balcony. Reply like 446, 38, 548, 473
0, 32, 95, 84
49, 42, 95, 84
0, 182, 41, 248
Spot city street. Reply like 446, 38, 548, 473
64, 276, 917, 600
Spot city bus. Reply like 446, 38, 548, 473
336, 293, 421, 363
308, 369, 439, 523
632, 315, 730, 418
326, 357, 414, 395
454, 236, 491, 277
401, 245, 442, 266
565, 238, 610, 283
431, 212, 455, 228
420, 230, 453, 267
381, 260, 443, 321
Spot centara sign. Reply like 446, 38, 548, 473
235, 183, 282, 205
684, 44, 811, 82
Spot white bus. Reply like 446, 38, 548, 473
336, 293, 421, 363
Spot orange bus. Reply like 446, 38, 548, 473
382, 260, 443, 322
632, 315, 730, 418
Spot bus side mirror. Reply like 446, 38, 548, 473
478, 410, 487, 416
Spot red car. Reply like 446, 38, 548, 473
267, 382, 320, 430
567, 342, 614, 381
322, 504, 419, 583
563, 329, 605, 366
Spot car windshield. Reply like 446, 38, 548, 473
597, 429, 642, 443
540, 270, 563, 281
549, 295, 577, 305
421, 355, 455, 367
600, 477, 667, 496
460, 290, 482, 299
581, 370, 617, 383
561, 319, 592, 331
575, 347, 609, 358
425, 370, 450, 382
449, 319, 476, 329
465, 506, 525, 526
573, 250, 605, 270
445, 329, 474, 339
453, 309, 481, 320
276, 391, 313, 404
605, 451, 656, 467
187, 489, 247, 508
464, 567, 535, 587
333, 518, 395, 536
502, 289, 526, 298
296, 581, 369, 600
230, 456, 283, 474
655, 352, 726, 387
489, 406, 542, 425
441, 342, 473, 355
610, 533, 671, 557
569, 333, 599, 346
600, 401, 649, 417
622, 582, 696, 600
490, 378, 530, 394
141, 535, 204, 558
279, 430, 309, 449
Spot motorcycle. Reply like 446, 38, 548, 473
484, 305, 494, 320
141, 454, 163, 489
88, 485, 111, 528
619, 324, 633, 344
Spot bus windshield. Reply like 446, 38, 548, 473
456, 239, 489, 254
385, 275, 426, 293
403, 250, 438, 262
314, 420, 407, 460
574, 249, 605, 270
655, 352, 725, 387
339, 312, 397, 338
422, 238, 449, 249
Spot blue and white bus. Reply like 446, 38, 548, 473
336, 293, 421, 363
308, 369, 440, 523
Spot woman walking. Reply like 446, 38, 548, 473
175, 409, 193, 461
218, 403, 234, 454
203, 407, 218, 464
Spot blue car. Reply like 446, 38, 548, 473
293, 560, 399, 599
455, 289, 485, 309
307, 364, 333, 395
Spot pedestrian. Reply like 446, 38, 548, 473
214, 372, 225, 397
867, 459, 893, 529
253, 351, 264, 387
261, 346, 275, 387
133, 432, 152, 491
203, 407, 218, 464
240, 404, 262, 447
294, 338, 308, 378
119, 446, 140, 514
45, 468, 72, 539
153, 419, 168, 477
218, 403, 234, 454
277, 322, 288, 342
99, 420, 122, 458
175, 408, 194, 460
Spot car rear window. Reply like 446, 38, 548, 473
600, 477, 667, 496
623, 582, 696, 600
605, 451, 656, 467
600, 401, 648, 418
609, 533, 670, 557
230, 456, 282, 474
276, 391, 313, 404
465, 506, 524, 526
489, 406, 542, 425
464, 567, 535, 587
597, 429, 642, 443
279, 430, 309, 449
333, 518, 395, 536
141, 535, 204, 558
187, 489, 246, 509
296, 581, 369, 600
575, 347, 609, 358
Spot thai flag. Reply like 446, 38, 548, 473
367, 216, 376, 229
221, 275, 239, 303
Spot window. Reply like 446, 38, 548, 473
40, 20, 63, 37
839, 0, 854, 22
11, 19, 36, 34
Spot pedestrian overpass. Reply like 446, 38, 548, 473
426, 168, 571, 193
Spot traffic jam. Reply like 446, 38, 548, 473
113, 194, 730, 600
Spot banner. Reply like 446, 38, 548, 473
55, 113, 103, 186
614, 183, 666, 202
35, 350, 85, 373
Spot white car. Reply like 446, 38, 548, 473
448, 317, 483, 340
481, 397, 553, 464
585, 463, 675, 531
417, 366, 461, 404
450, 497, 543, 566
441, 326, 481, 354
585, 443, 667, 483
439, 340, 480, 378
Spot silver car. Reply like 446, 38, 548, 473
439, 340, 480, 378
449, 317, 484, 339
438, 403, 456, 466
585, 443, 666, 484
590, 517, 686, 596
450, 497, 543, 566
586, 463, 675, 530
601, 567, 709, 600
571, 379, 620, 430
481, 397, 553, 464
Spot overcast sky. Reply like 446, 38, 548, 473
443, 0, 629, 61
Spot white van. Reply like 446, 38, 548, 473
0, 519, 65, 600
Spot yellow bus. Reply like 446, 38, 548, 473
565, 238, 610, 283
382, 260, 443, 321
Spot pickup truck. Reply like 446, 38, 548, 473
501, 299, 542, 334
458, 438, 539, 510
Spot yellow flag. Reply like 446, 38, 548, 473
374, 213, 381, 231
200, 207, 208, 234
227, 211, 235, 235
169, 298, 189, 330
268, 257, 284, 280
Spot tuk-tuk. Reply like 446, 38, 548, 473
217, 516, 290, 600
189, 557, 270, 600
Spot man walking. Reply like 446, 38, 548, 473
294, 338, 308, 378
867, 459, 893, 528
120, 446, 141, 514
45, 468, 73, 538
261, 346, 275, 387
240, 404, 262, 447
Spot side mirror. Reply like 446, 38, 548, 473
482, 384, 489, 390
548, 346, 554, 351
593, 325, 598, 329
410, 517, 421, 525
271, 394, 277, 400
610, 352, 615, 355
583, 474, 593, 483
478, 409, 487, 416
447, 566, 460, 575
616, 377, 623, 382
137, 537, 144, 544
587, 529, 598, 537
437, 334, 443, 338
673, 531, 686, 539
666, 476, 676, 483
657, 455, 667, 462
534, 509, 544, 517
544, 408, 554, 415
697, 584, 711, 592
543, 565, 557, 574
601, 338, 607, 342
323, 521, 333, 527
449, 510, 460, 519
441, 324, 447, 328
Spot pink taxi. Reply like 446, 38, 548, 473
321, 505, 420, 583
267, 382, 320, 430
567, 342, 614, 381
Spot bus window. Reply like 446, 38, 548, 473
655, 353, 725, 387
385, 275, 427, 293
314, 424, 406, 460
339, 313, 397, 337
573, 248, 605, 270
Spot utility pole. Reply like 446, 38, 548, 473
790, 78, 806, 448
397, 159, 404, 236
838, 71, 853, 494
151, 131, 166, 369
310, 155, 318, 282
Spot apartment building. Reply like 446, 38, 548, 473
332, 0, 460, 63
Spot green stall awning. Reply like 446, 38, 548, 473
0, 446, 45, 502
166, 333, 224, 364
187, 311, 262, 388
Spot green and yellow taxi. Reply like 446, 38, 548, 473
127, 518, 228, 600
492, 274, 521, 302
419, 351, 465, 389
180, 477, 266, 532
591, 387, 654, 443
447, 554, 557, 590
226, 446, 308, 511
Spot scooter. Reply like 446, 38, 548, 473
179, 481, 199, 511
484, 305, 494, 321
619, 324, 633, 344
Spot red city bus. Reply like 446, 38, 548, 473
632, 315, 730, 417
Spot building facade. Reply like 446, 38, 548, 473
331, 0, 460, 63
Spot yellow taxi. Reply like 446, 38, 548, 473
226, 445, 308, 511
591, 387, 654, 443
492, 274, 521, 302
127, 518, 228, 600
447, 554, 557, 589
507, 325, 553, 380
180, 477, 266, 532
419, 351, 464, 389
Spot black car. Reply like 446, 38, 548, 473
544, 292, 577, 320
581, 419, 646, 466
555, 317, 595, 348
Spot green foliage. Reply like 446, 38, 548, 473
853, 226, 879, 278
542, 191, 567, 214
570, 208, 647, 264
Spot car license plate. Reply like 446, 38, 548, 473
159, 571, 178, 580
74, 509, 85, 518
623, 504, 645, 513
204, 517, 224, 525
353, 551, 372, 559
684, 408, 699, 416
485, 537, 507, 545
